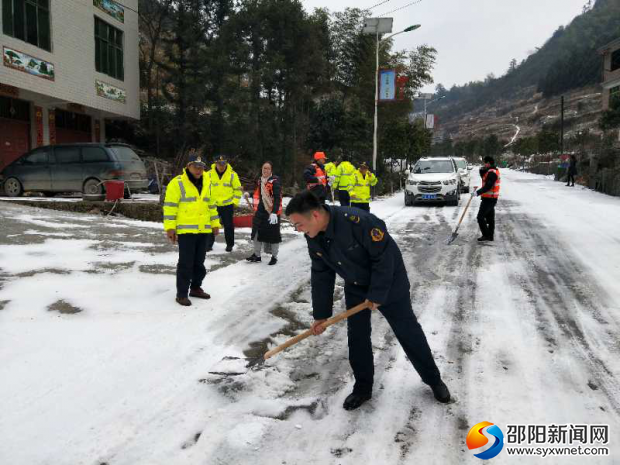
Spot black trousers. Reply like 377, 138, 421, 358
345, 286, 441, 396
352, 202, 370, 212
206, 204, 234, 249
339, 190, 351, 207
477, 197, 498, 239
567, 174, 575, 186
177, 233, 209, 298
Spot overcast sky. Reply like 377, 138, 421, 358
301, 0, 588, 92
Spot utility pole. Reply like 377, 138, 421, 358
560, 95, 565, 156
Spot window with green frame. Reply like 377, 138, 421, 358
2, 0, 51, 51
94, 17, 124, 81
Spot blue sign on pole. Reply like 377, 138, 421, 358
379, 70, 396, 101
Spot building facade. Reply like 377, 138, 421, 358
0, 0, 139, 170
599, 38, 620, 111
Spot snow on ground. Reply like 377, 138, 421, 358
1, 170, 619, 464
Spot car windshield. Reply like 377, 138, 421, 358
455, 159, 467, 169
110, 146, 141, 162
413, 160, 454, 174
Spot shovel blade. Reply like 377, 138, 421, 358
446, 231, 459, 245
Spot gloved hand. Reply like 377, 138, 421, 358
328, 176, 336, 186
269, 213, 278, 225
471, 190, 479, 198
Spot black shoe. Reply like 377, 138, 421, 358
566, 184, 570, 186
205, 247, 213, 253
431, 380, 451, 403
268, 257, 277, 266
176, 297, 192, 306
225, 245, 233, 252
477, 236, 491, 242
245, 254, 261, 263
343, 392, 372, 411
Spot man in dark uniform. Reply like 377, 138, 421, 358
285, 191, 450, 411
473, 156, 501, 242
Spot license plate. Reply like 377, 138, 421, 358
422, 194, 437, 200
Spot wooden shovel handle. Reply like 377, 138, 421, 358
454, 192, 475, 232
263, 301, 372, 361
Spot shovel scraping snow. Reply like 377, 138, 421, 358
447, 188, 476, 245
209, 301, 372, 376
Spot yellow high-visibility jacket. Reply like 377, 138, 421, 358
207, 164, 242, 207
350, 170, 378, 203
324, 162, 338, 178
163, 170, 221, 234
335, 161, 356, 191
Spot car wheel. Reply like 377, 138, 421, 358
83, 178, 103, 195
404, 192, 411, 206
463, 186, 470, 194
4, 177, 23, 197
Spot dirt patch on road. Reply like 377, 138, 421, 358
47, 300, 83, 314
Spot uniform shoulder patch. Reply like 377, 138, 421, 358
348, 214, 360, 224
370, 227, 385, 242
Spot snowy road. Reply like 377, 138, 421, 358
1, 169, 619, 464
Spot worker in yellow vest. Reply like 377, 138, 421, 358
350, 162, 378, 212
335, 155, 356, 206
163, 153, 221, 306
323, 158, 340, 203
205, 155, 242, 252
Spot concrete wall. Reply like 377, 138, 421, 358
0, 0, 139, 120
602, 46, 620, 111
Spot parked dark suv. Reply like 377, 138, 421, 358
0, 143, 148, 197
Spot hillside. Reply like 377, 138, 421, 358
433, 0, 619, 138
438, 85, 603, 145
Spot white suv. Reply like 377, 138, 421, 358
453, 157, 473, 193
404, 157, 461, 206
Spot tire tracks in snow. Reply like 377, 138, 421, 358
499, 201, 620, 415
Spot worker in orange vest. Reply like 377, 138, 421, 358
304, 152, 328, 204
473, 156, 500, 242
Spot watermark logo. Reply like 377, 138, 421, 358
466, 421, 505, 460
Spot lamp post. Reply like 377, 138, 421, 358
420, 94, 445, 128
364, 19, 421, 171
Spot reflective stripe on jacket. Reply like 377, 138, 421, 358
207, 164, 242, 207
163, 170, 221, 234
481, 168, 501, 199
335, 161, 356, 191
351, 170, 378, 203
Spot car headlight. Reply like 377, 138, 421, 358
442, 179, 457, 185
408, 180, 419, 186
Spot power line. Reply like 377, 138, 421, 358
379, 0, 423, 16
366, 0, 392, 11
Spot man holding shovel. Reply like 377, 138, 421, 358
473, 156, 500, 242
285, 191, 450, 410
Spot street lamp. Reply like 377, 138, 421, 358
417, 94, 445, 128
364, 19, 421, 171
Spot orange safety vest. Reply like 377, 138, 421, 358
307, 163, 327, 189
253, 178, 283, 215
481, 168, 501, 199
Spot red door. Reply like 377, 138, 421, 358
0, 118, 31, 171
56, 128, 92, 144
55, 110, 92, 144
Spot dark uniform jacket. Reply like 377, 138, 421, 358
305, 206, 409, 320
